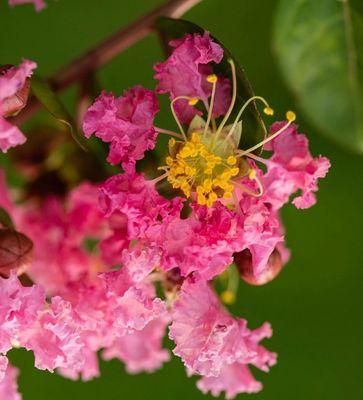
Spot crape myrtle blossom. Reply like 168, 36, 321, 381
0, 59, 36, 153
0, 31, 330, 399
83, 86, 159, 171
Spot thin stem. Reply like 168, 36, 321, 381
12, 0, 203, 125
170, 97, 188, 140
151, 172, 168, 185
155, 127, 184, 139
237, 120, 292, 157
204, 79, 217, 135
233, 180, 263, 197
213, 59, 237, 145
222, 96, 270, 146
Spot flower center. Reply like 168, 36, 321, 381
165, 132, 241, 207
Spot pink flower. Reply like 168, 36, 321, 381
0, 356, 8, 383
103, 318, 170, 374
263, 122, 331, 209
170, 275, 276, 379
0, 362, 21, 400
0, 60, 36, 103
99, 171, 181, 266
146, 203, 242, 280
0, 273, 45, 354
22, 296, 85, 372
154, 32, 229, 123
8, 0, 46, 11
17, 184, 105, 295
83, 86, 159, 169
0, 60, 36, 152
0, 117, 26, 153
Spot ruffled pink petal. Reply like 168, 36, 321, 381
154, 32, 226, 123
22, 296, 85, 372
0, 273, 45, 354
0, 362, 21, 400
197, 363, 262, 399
146, 203, 242, 280
103, 318, 170, 374
0, 59, 36, 102
0, 117, 26, 153
83, 86, 158, 169
263, 122, 330, 210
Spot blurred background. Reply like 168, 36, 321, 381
1, 0, 362, 399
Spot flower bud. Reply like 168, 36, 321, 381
0, 229, 33, 278
0, 64, 31, 117
234, 248, 282, 286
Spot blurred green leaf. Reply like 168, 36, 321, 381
154, 17, 267, 151
274, 0, 363, 152
31, 76, 87, 150
0, 207, 14, 229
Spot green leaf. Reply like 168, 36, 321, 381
274, 0, 363, 152
0, 207, 14, 229
31, 76, 87, 150
154, 17, 267, 151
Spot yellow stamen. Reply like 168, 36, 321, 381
188, 97, 199, 106
264, 106, 274, 116
286, 110, 296, 121
206, 74, 218, 83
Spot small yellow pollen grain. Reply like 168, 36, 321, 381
206, 74, 218, 83
263, 106, 274, 116
221, 290, 236, 304
223, 191, 232, 199
203, 179, 213, 192
168, 138, 176, 147
209, 192, 218, 202
227, 155, 237, 165
286, 110, 296, 122
188, 97, 199, 106
197, 194, 207, 205
166, 156, 173, 166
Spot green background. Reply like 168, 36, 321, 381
1, 0, 362, 399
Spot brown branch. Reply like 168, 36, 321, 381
13, 0, 202, 124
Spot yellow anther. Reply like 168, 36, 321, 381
286, 110, 296, 122
206, 74, 218, 83
168, 138, 176, 147
196, 186, 205, 195
188, 97, 199, 106
203, 179, 213, 192
221, 290, 236, 304
197, 194, 207, 205
209, 192, 218, 202
229, 167, 239, 177
166, 156, 173, 166
263, 106, 274, 116
227, 155, 237, 165
223, 191, 232, 199
248, 169, 257, 180
204, 168, 213, 175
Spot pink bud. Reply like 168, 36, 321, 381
234, 248, 282, 286
0, 64, 31, 117
0, 229, 33, 278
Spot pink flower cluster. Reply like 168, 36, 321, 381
0, 32, 330, 399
